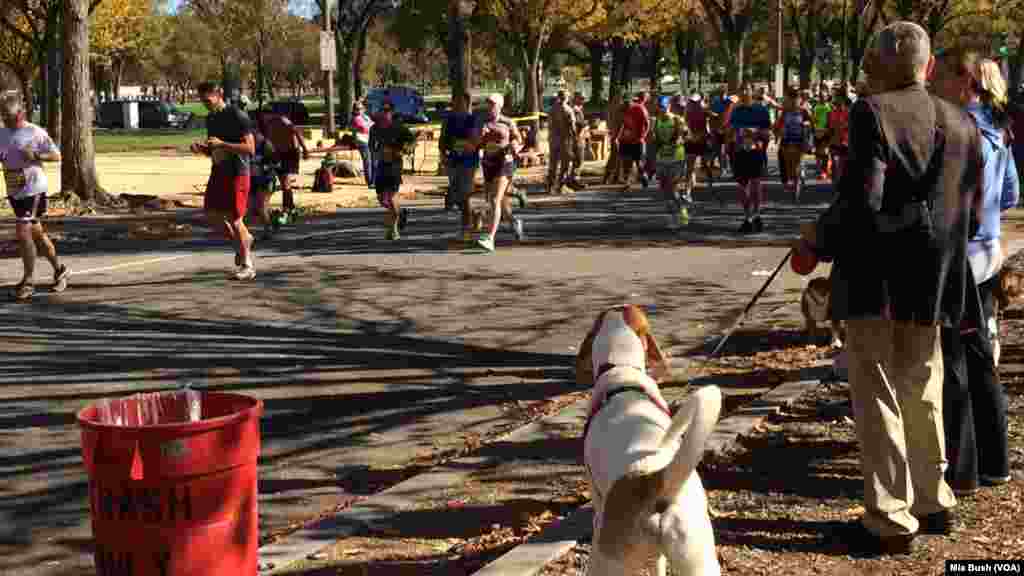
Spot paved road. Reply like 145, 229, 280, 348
0, 167, 834, 576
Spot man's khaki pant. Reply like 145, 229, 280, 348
547, 139, 572, 192
569, 139, 587, 180
846, 318, 957, 537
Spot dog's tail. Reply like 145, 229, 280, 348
656, 385, 722, 502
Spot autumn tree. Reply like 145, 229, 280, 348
787, 0, 834, 88
883, 0, 991, 45
477, 0, 602, 124
699, 0, 761, 89
91, 0, 156, 98
388, 0, 481, 98
147, 10, 220, 102
188, 0, 289, 103
673, 10, 710, 95
1, 0, 62, 135
0, 16, 37, 111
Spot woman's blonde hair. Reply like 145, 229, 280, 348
977, 59, 1008, 110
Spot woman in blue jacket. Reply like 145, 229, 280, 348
936, 51, 1020, 494
964, 59, 1019, 487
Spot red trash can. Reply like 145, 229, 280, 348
77, 391, 263, 576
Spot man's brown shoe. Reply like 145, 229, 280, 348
831, 520, 916, 556
915, 509, 959, 535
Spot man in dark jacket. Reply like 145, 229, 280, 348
795, 21, 982, 555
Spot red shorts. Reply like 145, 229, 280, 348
205, 171, 250, 221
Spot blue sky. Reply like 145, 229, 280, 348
166, 0, 316, 18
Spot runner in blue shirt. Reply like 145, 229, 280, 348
729, 83, 772, 234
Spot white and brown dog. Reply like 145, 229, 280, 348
578, 305, 723, 576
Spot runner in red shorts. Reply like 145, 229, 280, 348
190, 82, 257, 280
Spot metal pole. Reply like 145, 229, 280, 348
775, 0, 784, 97
324, 2, 336, 137
840, 0, 848, 85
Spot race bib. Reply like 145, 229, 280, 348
739, 129, 759, 151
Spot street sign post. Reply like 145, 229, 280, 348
320, 31, 336, 72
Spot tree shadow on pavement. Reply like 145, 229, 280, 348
0, 290, 580, 575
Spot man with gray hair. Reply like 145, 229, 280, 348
0, 95, 69, 301
794, 21, 981, 554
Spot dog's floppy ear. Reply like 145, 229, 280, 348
575, 309, 612, 386
644, 332, 670, 382
622, 304, 671, 382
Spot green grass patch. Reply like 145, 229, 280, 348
175, 102, 209, 118
93, 128, 206, 154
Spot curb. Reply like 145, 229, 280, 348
257, 393, 591, 574
469, 363, 833, 576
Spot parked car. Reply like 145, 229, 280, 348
365, 87, 429, 124
94, 99, 193, 129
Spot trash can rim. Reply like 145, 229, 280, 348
76, 391, 262, 433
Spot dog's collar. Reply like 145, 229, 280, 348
584, 374, 672, 439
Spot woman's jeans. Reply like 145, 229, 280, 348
356, 141, 373, 187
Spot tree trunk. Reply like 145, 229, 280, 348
336, 34, 354, 129
728, 31, 748, 91
798, 48, 814, 89
47, 35, 61, 141
39, 54, 49, 127
447, 0, 472, 100
354, 20, 371, 100
17, 74, 33, 117
62, 0, 105, 203
112, 59, 124, 98
256, 38, 265, 110
675, 30, 696, 97
1010, 42, 1023, 100
588, 42, 605, 103
603, 37, 627, 184
648, 41, 661, 96
719, 14, 751, 91
613, 41, 634, 96
222, 58, 241, 107
524, 37, 542, 119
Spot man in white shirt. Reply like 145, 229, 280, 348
0, 95, 69, 301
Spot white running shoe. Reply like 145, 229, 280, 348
513, 218, 524, 241
234, 265, 256, 281
53, 265, 71, 293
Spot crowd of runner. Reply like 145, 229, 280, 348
1, 68, 1020, 294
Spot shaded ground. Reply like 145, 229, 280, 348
266, 325, 836, 575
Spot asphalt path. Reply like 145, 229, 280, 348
0, 164, 834, 576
